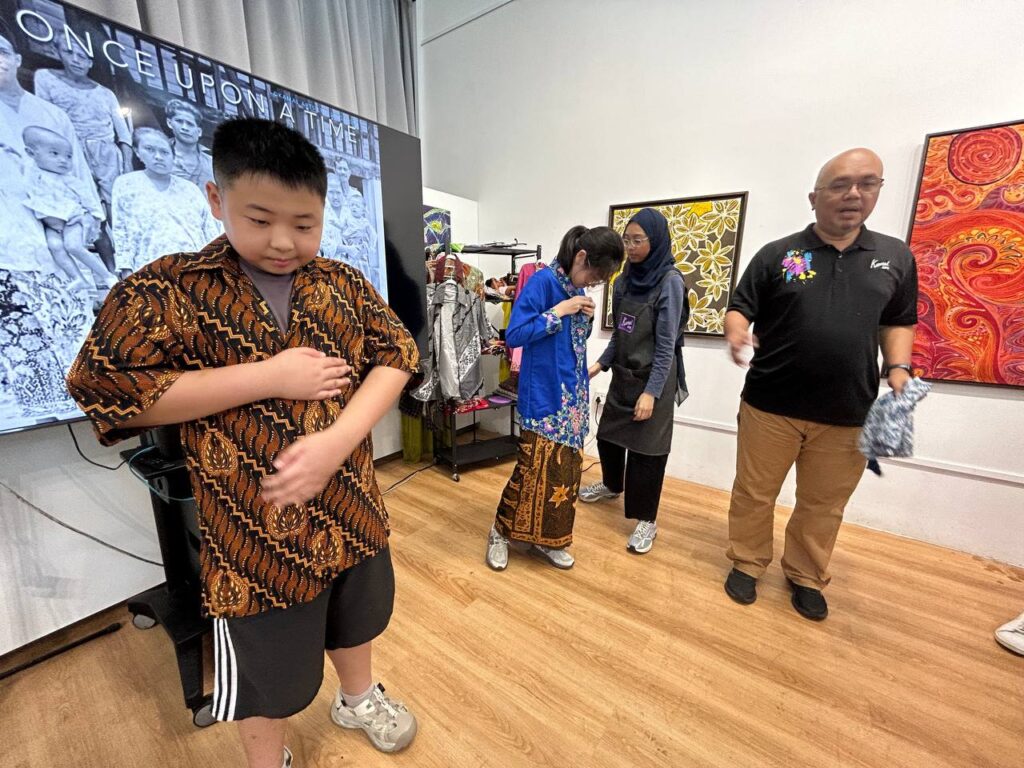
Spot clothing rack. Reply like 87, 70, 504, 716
431, 244, 542, 481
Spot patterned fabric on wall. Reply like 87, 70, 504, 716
908, 121, 1024, 387
604, 193, 748, 334
423, 205, 452, 251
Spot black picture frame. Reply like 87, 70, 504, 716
603, 191, 749, 334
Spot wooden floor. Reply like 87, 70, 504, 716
2, 457, 1022, 768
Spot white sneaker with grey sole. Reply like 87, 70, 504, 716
994, 611, 1024, 655
331, 684, 418, 753
579, 482, 620, 503
627, 520, 657, 554
530, 544, 574, 569
486, 524, 509, 570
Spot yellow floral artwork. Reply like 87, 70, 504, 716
604, 193, 748, 335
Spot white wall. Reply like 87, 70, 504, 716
419, 0, 1024, 564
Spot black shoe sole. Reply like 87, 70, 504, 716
724, 580, 756, 605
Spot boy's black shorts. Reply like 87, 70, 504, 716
211, 546, 395, 721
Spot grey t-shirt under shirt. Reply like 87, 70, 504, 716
239, 259, 294, 333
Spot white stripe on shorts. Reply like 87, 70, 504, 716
213, 618, 239, 721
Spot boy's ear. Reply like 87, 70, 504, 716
206, 181, 225, 220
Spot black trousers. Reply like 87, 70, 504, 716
597, 439, 669, 522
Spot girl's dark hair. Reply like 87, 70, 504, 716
555, 225, 624, 278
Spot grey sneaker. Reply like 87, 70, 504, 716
282, 746, 292, 768
530, 544, 574, 569
579, 482, 620, 503
486, 524, 509, 570
331, 683, 418, 753
627, 520, 657, 554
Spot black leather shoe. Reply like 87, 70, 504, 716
724, 568, 757, 605
788, 580, 828, 620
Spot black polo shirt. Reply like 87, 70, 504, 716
728, 224, 917, 426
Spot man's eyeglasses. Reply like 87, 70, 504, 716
817, 178, 884, 196
622, 236, 649, 248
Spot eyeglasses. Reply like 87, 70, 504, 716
622, 236, 649, 248
816, 178, 884, 195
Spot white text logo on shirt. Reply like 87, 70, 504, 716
870, 259, 891, 270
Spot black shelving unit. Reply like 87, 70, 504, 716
432, 244, 542, 482
121, 427, 215, 728
434, 396, 519, 482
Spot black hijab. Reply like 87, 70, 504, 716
622, 207, 675, 295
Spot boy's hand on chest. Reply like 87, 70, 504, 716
260, 347, 351, 401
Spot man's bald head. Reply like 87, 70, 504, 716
809, 148, 886, 240
814, 148, 883, 190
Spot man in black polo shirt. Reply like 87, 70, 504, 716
722, 148, 917, 620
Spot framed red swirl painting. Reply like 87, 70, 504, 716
907, 120, 1024, 387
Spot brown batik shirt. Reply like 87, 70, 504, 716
66, 236, 419, 618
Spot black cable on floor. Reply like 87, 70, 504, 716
381, 463, 435, 495
0, 479, 163, 568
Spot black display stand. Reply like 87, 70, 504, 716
431, 245, 541, 481
121, 427, 215, 728
435, 397, 519, 482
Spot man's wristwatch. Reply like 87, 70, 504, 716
883, 363, 913, 377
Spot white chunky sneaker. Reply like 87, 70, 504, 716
578, 482, 620, 503
486, 524, 509, 570
627, 520, 657, 554
282, 746, 292, 768
530, 544, 575, 569
994, 611, 1024, 655
331, 683, 418, 753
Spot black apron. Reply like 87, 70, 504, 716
597, 272, 687, 456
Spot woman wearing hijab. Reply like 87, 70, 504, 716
582, 208, 689, 554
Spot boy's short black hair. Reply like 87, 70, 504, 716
212, 118, 327, 199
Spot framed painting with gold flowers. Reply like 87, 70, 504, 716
603, 192, 749, 334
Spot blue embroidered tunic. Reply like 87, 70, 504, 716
505, 261, 590, 449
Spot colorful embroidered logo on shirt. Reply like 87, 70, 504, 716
781, 250, 817, 283
618, 313, 636, 333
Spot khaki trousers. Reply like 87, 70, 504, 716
726, 401, 866, 590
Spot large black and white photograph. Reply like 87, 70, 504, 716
0, 0, 386, 435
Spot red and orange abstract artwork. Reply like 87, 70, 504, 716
908, 121, 1024, 387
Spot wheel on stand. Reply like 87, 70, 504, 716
130, 613, 157, 630
452, 472, 460, 482
192, 703, 217, 728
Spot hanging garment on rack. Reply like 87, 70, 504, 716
426, 254, 486, 298
509, 261, 546, 373
499, 300, 513, 382
513, 260, 544, 301
412, 275, 496, 403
